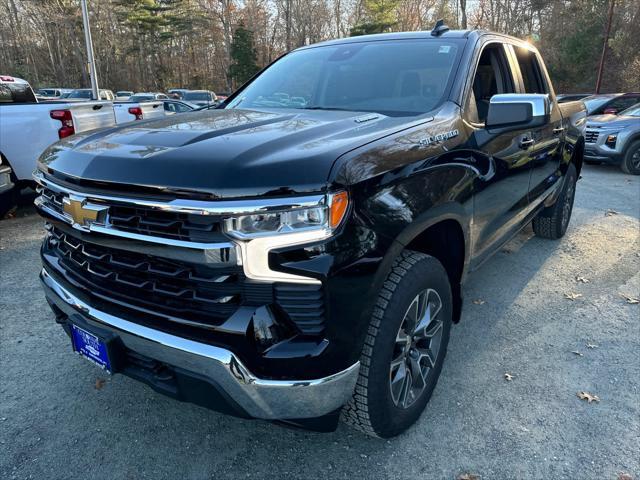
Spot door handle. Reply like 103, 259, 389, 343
553, 126, 565, 135
519, 138, 535, 149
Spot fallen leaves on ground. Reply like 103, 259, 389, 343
575, 275, 590, 283
457, 474, 481, 480
577, 391, 600, 403
95, 378, 106, 390
571, 350, 584, 356
617, 473, 634, 480
564, 292, 583, 300
605, 209, 619, 216
586, 343, 598, 349
472, 299, 485, 305
619, 294, 639, 304
504, 373, 514, 381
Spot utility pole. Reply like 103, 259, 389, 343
80, 0, 99, 100
595, 0, 615, 94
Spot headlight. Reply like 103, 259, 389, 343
223, 191, 349, 239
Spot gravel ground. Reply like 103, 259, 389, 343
1, 164, 639, 480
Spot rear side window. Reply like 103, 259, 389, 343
0, 83, 37, 103
514, 47, 548, 94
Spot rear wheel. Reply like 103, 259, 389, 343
341, 250, 452, 438
532, 162, 577, 240
621, 140, 640, 175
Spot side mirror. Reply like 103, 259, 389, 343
485, 94, 550, 130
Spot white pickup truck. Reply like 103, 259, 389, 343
113, 100, 166, 124
0, 75, 116, 214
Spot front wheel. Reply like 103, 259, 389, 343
532, 162, 577, 239
621, 140, 640, 175
341, 251, 452, 438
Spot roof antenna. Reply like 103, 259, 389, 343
431, 19, 450, 37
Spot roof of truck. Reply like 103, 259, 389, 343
298, 29, 525, 50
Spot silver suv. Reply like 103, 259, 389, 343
584, 103, 640, 174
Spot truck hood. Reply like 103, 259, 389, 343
40, 108, 418, 199
587, 114, 640, 129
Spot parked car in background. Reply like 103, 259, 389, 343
167, 88, 190, 99
115, 90, 134, 100
36, 88, 72, 99
113, 100, 165, 124
162, 99, 197, 114
67, 88, 115, 101
0, 75, 116, 214
0, 153, 15, 217
129, 92, 169, 101
215, 91, 231, 101
584, 103, 640, 174
182, 89, 217, 106
557, 93, 591, 103
583, 92, 640, 116
33, 28, 586, 438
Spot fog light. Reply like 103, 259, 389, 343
605, 134, 617, 147
252, 305, 291, 350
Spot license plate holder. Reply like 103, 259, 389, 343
70, 323, 113, 373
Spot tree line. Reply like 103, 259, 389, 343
0, 0, 638, 95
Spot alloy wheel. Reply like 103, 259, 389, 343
389, 288, 444, 409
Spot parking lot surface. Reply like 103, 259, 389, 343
1, 165, 639, 480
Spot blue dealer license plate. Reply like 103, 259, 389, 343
70, 324, 112, 373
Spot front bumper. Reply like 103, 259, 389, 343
41, 267, 359, 420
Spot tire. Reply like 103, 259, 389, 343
341, 250, 452, 438
621, 140, 640, 175
532, 162, 577, 240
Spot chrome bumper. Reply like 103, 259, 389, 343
41, 268, 359, 420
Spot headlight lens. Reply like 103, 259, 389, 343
224, 191, 348, 239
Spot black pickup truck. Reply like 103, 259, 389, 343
34, 26, 586, 438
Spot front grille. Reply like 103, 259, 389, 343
585, 130, 599, 143
43, 226, 327, 335
37, 186, 227, 243
43, 226, 243, 326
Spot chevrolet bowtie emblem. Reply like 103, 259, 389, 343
62, 195, 109, 227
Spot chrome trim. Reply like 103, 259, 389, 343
34, 170, 331, 282
34, 170, 325, 216
237, 229, 329, 284
41, 268, 359, 419
489, 93, 551, 118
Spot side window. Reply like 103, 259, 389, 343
606, 95, 639, 113
467, 43, 516, 123
514, 47, 548, 94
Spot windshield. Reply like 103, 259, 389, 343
38, 89, 57, 96
116, 91, 132, 96
583, 95, 615, 114
184, 92, 212, 101
226, 39, 463, 116
620, 103, 640, 117
68, 90, 92, 99
129, 95, 154, 102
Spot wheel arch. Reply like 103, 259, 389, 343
373, 206, 470, 324
571, 136, 584, 177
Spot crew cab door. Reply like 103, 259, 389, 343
462, 41, 536, 266
510, 46, 563, 206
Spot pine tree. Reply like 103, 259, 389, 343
229, 22, 260, 87
350, 0, 400, 37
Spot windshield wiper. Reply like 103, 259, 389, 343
302, 106, 352, 112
